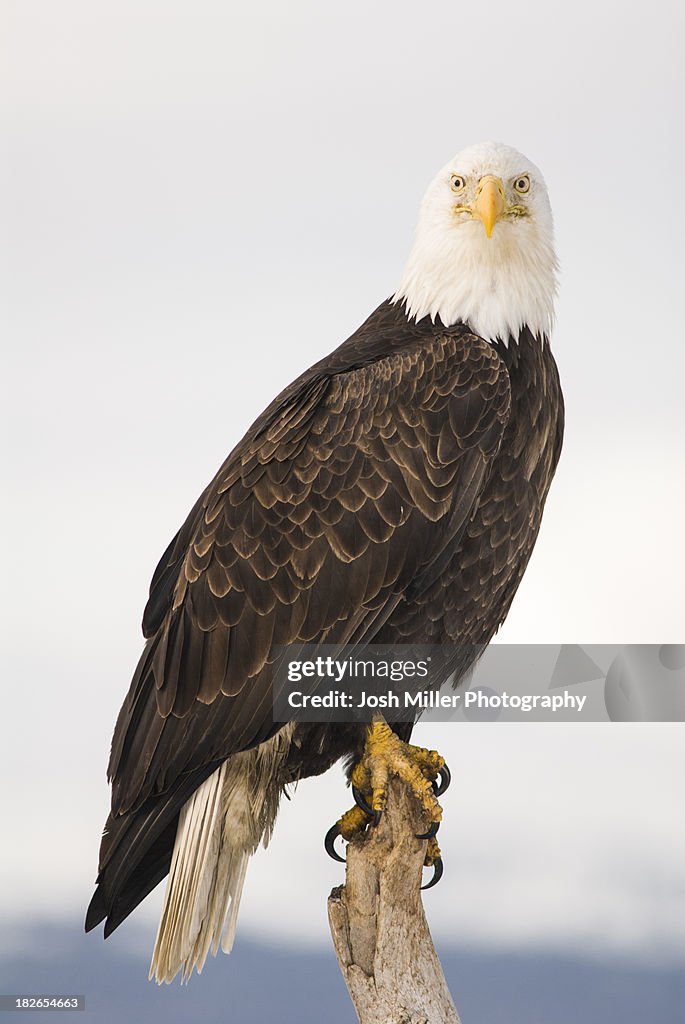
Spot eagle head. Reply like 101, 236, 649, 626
394, 141, 558, 345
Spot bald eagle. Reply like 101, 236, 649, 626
86, 141, 564, 983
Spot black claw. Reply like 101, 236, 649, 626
352, 786, 381, 826
421, 857, 444, 890
432, 763, 451, 796
416, 820, 440, 840
352, 786, 374, 815
324, 823, 346, 863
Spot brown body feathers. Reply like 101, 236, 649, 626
86, 298, 563, 938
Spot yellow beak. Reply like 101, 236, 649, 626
473, 175, 506, 238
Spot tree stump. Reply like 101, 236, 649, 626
327, 778, 460, 1024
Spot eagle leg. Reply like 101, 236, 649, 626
324, 719, 447, 880
351, 718, 445, 840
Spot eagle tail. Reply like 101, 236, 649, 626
149, 728, 291, 984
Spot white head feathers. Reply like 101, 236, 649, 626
394, 142, 558, 344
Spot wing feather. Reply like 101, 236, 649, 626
88, 302, 511, 936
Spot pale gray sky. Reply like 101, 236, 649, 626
2, 0, 684, 964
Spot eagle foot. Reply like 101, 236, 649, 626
351, 719, 445, 834
352, 784, 380, 823
324, 804, 373, 862
421, 837, 443, 890
324, 722, 448, 881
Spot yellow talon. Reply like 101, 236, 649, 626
350, 718, 445, 828
337, 804, 370, 841
424, 836, 441, 867
326, 719, 449, 885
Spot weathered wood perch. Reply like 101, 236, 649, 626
327, 778, 461, 1024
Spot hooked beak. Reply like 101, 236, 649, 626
473, 175, 506, 239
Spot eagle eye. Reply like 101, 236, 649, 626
450, 174, 466, 193
513, 174, 531, 194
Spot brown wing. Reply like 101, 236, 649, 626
87, 304, 510, 935
376, 331, 565, 688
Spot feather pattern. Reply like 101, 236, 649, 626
86, 298, 563, 982
149, 725, 294, 984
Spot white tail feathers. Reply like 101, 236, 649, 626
149, 727, 292, 984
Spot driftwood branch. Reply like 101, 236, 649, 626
327, 779, 460, 1024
